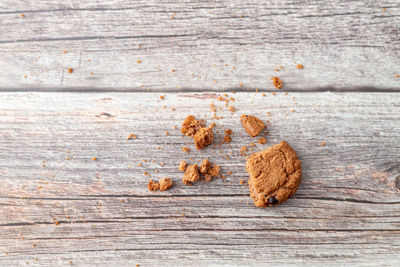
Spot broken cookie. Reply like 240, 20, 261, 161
240, 114, 266, 137
246, 141, 301, 207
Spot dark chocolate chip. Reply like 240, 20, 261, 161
268, 196, 278, 205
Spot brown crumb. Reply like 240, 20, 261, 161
159, 177, 173, 191
199, 159, 211, 174
227, 171, 232, 175
137, 60, 142, 63
204, 174, 212, 182
148, 179, 160, 191
20, 14, 25, 18
63, 50, 68, 53
223, 134, 232, 143
172, 69, 176, 72
272, 76, 282, 89
239, 83, 243, 87
249, 142, 255, 147
160, 95, 165, 100
67, 68, 73, 74
240, 114, 266, 137
228, 106, 235, 112
193, 125, 213, 150
179, 161, 188, 172
54, 221, 60, 225
181, 115, 204, 137
183, 164, 200, 185
91, 157, 97, 161
182, 146, 190, 153
127, 134, 137, 140
239, 179, 245, 185
321, 141, 326, 147
137, 163, 142, 167
284, 92, 288, 95
225, 129, 233, 135
395, 74, 399, 78
296, 64, 304, 69
257, 137, 266, 144
262, 93, 266, 97
275, 68, 280, 72
207, 165, 220, 177
241, 146, 247, 151
272, 92, 276, 96
165, 131, 169, 135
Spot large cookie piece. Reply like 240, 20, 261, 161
246, 141, 302, 207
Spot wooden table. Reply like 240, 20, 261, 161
1, 1, 400, 266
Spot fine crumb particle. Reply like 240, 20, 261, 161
137, 163, 142, 167
272, 76, 282, 89
91, 157, 97, 161
240, 179, 245, 185
228, 106, 235, 112
321, 141, 326, 147
160, 95, 165, 100
284, 92, 288, 95
258, 137, 267, 144
182, 147, 190, 153
67, 68, 73, 74
262, 93, 266, 96
63, 50, 67, 53
159, 177, 173, 191
136, 264, 140, 267
165, 131, 169, 135
239, 83, 243, 87
296, 64, 304, 69
249, 142, 255, 147
395, 74, 399, 78
291, 109, 295, 112
54, 221, 60, 225
227, 171, 232, 175
20, 14, 25, 17
137, 60, 142, 63
148, 179, 160, 191
127, 134, 137, 140
160, 162, 164, 166
224, 134, 232, 143
241, 146, 247, 151
179, 161, 188, 172
183, 164, 200, 185
225, 129, 233, 135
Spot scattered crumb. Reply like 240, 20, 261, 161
137, 60, 142, 63
160, 162, 164, 166
127, 134, 137, 140
225, 129, 233, 135
284, 92, 288, 95
296, 64, 304, 69
193, 125, 214, 150
199, 159, 211, 174
241, 146, 247, 151
63, 50, 67, 53
240, 114, 266, 137
181, 115, 204, 137
228, 106, 235, 112
249, 142, 255, 147
395, 74, 399, 78
20, 14, 25, 18
262, 93, 266, 97
182, 147, 190, 153
272, 76, 282, 89
148, 179, 160, 191
67, 68, 73, 74
91, 157, 97, 161
321, 141, 326, 147
258, 137, 266, 144
179, 161, 188, 172
183, 164, 200, 185
223, 134, 232, 143
291, 109, 295, 112
165, 131, 169, 135
159, 177, 173, 191
54, 221, 60, 225
239, 83, 243, 87
160, 95, 165, 100
239, 179, 245, 185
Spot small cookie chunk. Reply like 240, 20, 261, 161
181, 115, 204, 137
240, 114, 266, 137
193, 126, 214, 150
246, 141, 301, 207
159, 177, 173, 191
182, 164, 200, 185
207, 165, 220, 177
204, 174, 212, 182
199, 159, 211, 174
179, 161, 188, 172
147, 179, 160, 191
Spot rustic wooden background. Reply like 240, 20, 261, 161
1, 0, 400, 266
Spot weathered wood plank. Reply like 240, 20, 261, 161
0, 92, 399, 266
0, 0, 399, 91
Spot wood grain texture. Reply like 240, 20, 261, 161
0, 92, 399, 266
0, 0, 399, 92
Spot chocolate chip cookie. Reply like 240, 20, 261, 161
246, 141, 302, 207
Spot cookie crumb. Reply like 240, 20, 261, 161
148, 179, 160, 191
63, 50, 68, 53
159, 177, 173, 191
193, 125, 214, 150
207, 165, 220, 177
296, 64, 304, 69
137, 60, 142, 63
183, 164, 200, 185
179, 161, 188, 172
241, 146, 247, 151
127, 134, 137, 140
225, 129, 233, 135
165, 131, 169, 135
182, 147, 190, 153
271, 76, 282, 89
67, 68, 74, 74
240, 114, 266, 137
239, 179, 245, 185
321, 141, 326, 147
181, 115, 204, 137
199, 159, 211, 174
258, 137, 266, 144
91, 157, 97, 161
160, 95, 165, 100
395, 74, 399, 78
223, 134, 232, 143
20, 14, 25, 18
228, 106, 235, 112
